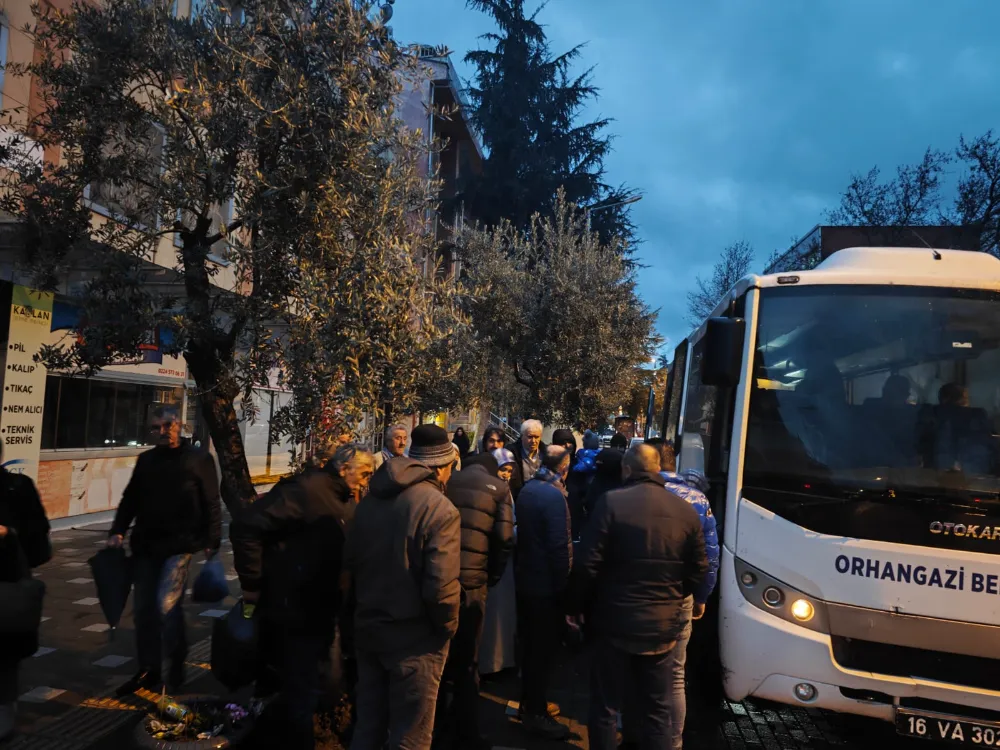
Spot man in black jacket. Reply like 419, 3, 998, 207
507, 419, 546, 500
569, 444, 708, 750
108, 406, 221, 696
232, 443, 375, 750
434, 453, 514, 749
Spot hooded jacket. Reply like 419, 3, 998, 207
661, 470, 720, 604
345, 457, 461, 653
445, 454, 514, 590
570, 471, 709, 648
231, 466, 354, 631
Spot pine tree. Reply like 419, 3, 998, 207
462, 0, 637, 246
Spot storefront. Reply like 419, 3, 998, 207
0, 280, 295, 521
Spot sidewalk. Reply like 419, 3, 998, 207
8, 524, 907, 750
8, 523, 237, 750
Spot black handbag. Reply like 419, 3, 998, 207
0, 530, 46, 636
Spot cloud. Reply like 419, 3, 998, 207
392, 0, 1000, 347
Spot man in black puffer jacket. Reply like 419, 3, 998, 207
434, 453, 514, 749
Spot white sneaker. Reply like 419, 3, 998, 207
0, 702, 15, 741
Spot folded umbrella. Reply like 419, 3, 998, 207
88, 546, 134, 640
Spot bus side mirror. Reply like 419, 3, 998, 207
702, 317, 745, 388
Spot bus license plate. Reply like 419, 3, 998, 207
897, 710, 1000, 745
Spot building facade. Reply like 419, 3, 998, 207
0, 3, 480, 521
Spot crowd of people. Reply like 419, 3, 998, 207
0, 409, 722, 750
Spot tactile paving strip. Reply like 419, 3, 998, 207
7, 637, 212, 750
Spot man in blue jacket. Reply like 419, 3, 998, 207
514, 445, 573, 741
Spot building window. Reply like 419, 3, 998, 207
41, 375, 191, 450
174, 198, 234, 266
85, 123, 166, 230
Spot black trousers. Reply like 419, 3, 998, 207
517, 594, 563, 717
434, 586, 488, 746
257, 621, 332, 750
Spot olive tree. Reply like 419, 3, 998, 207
457, 191, 658, 425
0, 0, 463, 510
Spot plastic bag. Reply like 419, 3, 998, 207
211, 602, 259, 691
192, 556, 229, 603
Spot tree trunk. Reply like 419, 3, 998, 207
186, 350, 256, 515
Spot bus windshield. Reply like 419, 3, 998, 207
744, 285, 1000, 510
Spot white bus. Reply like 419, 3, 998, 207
663, 246, 1000, 744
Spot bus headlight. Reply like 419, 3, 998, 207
735, 558, 829, 634
790, 599, 814, 622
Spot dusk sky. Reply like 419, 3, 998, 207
392, 0, 1000, 352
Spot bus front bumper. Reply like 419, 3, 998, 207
720, 548, 1000, 721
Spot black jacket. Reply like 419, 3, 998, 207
445, 457, 514, 591
111, 442, 221, 558
508, 439, 547, 501
231, 467, 353, 632
0, 469, 51, 580
569, 472, 708, 647
0, 469, 51, 668
345, 457, 461, 653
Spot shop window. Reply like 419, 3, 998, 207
41, 376, 185, 450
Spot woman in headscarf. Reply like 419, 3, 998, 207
479, 447, 519, 677
452, 427, 472, 461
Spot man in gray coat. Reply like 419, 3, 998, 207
346, 424, 462, 750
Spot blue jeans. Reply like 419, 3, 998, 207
620, 597, 694, 750
133, 554, 192, 675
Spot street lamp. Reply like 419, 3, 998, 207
585, 194, 643, 231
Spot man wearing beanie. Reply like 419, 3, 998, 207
345, 424, 462, 750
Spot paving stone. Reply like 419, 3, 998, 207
19, 687, 66, 703
92, 655, 131, 668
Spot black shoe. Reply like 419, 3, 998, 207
517, 702, 561, 719
521, 714, 570, 740
115, 670, 162, 697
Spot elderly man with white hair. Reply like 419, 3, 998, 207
508, 419, 546, 500
373, 423, 408, 470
